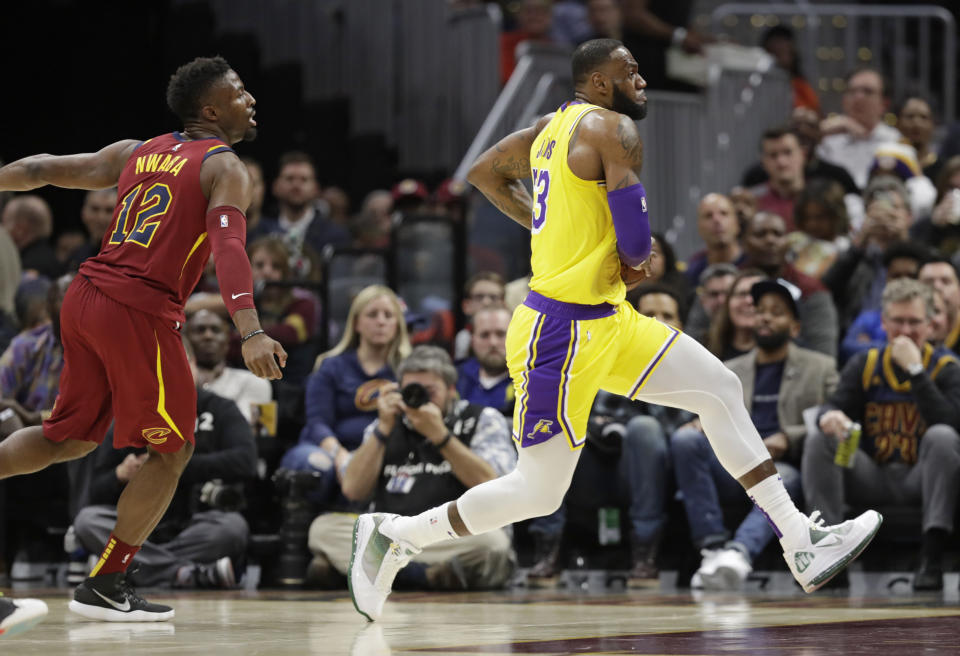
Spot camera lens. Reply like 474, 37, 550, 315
401, 382, 430, 408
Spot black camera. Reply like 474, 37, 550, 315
199, 479, 246, 512
401, 382, 430, 408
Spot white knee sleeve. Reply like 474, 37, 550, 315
456, 435, 580, 535
635, 333, 769, 479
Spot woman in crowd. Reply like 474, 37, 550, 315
911, 156, 960, 258
706, 269, 766, 361
279, 285, 411, 505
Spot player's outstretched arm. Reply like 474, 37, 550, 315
467, 115, 551, 229
593, 112, 651, 266
203, 154, 288, 380
0, 139, 139, 191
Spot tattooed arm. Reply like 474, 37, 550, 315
597, 113, 644, 190
467, 114, 552, 230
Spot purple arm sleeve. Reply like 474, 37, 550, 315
607, 182, 651, 267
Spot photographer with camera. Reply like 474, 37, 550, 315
71, 340, 257, 589
306, 346, 516, 590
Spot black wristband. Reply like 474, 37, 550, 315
241, 329, 265, 344
436, 432, 453, 450
373, 426, 389, 444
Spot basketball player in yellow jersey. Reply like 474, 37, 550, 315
348, 39, 882, 621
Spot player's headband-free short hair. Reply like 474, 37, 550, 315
572, 38, 624, 84
166, 55, 233, 123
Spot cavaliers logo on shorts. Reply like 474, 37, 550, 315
141, 428, 171, 445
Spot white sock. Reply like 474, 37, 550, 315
382, 502, 459, 550
746, 475, 807, 549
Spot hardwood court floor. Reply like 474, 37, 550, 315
4, 584, 960, 655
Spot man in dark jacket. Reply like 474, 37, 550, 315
72, 386, 257, 589
804, 278, 960, 591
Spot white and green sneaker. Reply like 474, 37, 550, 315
784, 510, 883, 593
348, 513, 421, 622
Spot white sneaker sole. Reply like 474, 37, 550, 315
0, 600, 48, 638
799, 511, 883, 593
68, 600, 174, 622
348, 515, 378, 622
700, 566, 748, 591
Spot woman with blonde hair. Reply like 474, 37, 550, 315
706, 269, 767, 361
279, 285, 411, 504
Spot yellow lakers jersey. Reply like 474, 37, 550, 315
528, 101, 624, 305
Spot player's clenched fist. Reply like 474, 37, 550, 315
242, 332, 287, 380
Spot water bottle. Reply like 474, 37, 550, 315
833, 422, 861, 468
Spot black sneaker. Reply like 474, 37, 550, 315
69, 572, 174, 622
0, 596, 48, 638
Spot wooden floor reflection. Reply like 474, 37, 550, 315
4, 584, 960, 655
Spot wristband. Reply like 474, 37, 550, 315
241, 329, 265, 344
436, 432, 453, 450
373, 426, 389, 445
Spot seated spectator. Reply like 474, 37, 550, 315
73, 338, 256, 589
500, 0, 557, 86
741, 211, 839, 357
431, 179, 469, 224
456, 305, 513, 416
896, 94, 942, 181
817, 67, 901, 190
322, 186, 351, 229
929, 288, 953, 351
707, 269, 766, 360
14, 277, 52, 334
786, 179, 851, 279
824, 175, 913, 334
760, 25, 820, 113
240, 156, 276, 242
673, 279, 837, 589
582, 0, 622, 42
185, 309, 272, 424
454, 272, 506, 362
867, 142, 936, 221
919, 256, 960, 353
911, 156, 960, 258
0, 274, 70, 432
684, 193, 745, 287
748, 127, 807, 231
351, 190, 394, 250
742, 107, 859, 195
805, 279, 960, 591
264, 151, 350, 279
840, 242, 929, 365
279, 285, 410, 504
552, 0, 592, 45
1, 195, 60, 279
626, 232, 688, 310
66, 188, 117, 270
729, 185, 757, 228
684, 263, 738, 346
527, 287, 691, 588
307, 346, 516, 590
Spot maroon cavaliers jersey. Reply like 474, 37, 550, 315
80, 133, 236, 324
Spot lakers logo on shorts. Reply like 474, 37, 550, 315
141, 427, 171, 444
526, 418, 555, 441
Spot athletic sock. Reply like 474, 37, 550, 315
382, 502, 459, 550
745, 475, 806, 549
89, 533, 140, 577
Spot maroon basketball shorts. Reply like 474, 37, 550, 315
43, 276, 196, 452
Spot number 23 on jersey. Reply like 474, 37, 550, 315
530, 167, 550, 233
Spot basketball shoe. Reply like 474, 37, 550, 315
784, 510, 882, 593
0, 596, 48, 639
69, 572, 174, 622
349, 513, 421, 622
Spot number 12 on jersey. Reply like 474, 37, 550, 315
531, 167, 550, 233
108, 183, 173, 248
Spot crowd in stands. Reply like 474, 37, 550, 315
4, 0, 960, 597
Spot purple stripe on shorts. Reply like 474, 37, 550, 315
519, 314, 578, 448
524, 291, 616, 321
629, 326, 679, 398
516, 313, 546, 443
557, 320, 580, 446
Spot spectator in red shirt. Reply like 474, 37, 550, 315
500, 0, 557, 85
749, 127, 806, 232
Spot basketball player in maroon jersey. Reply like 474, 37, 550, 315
0, 56, 285, 622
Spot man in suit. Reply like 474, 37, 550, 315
671, 278, 838, 589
